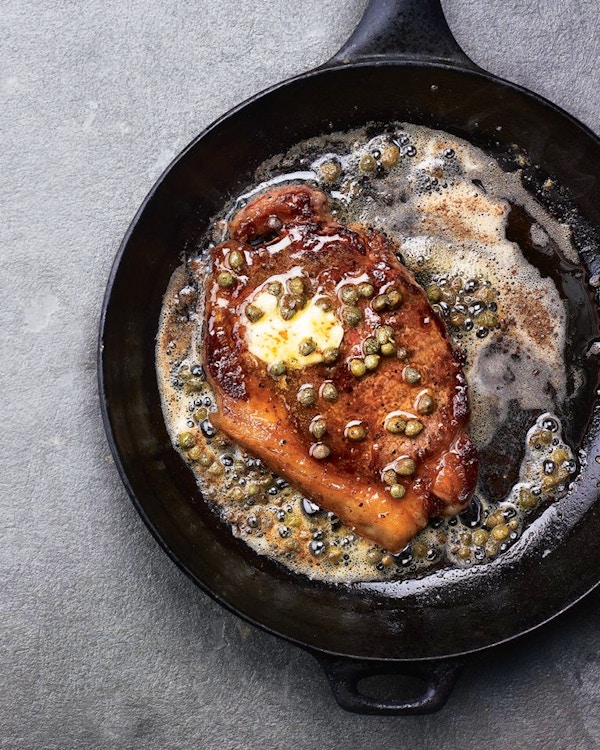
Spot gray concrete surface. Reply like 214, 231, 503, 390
1, 1, 599, 748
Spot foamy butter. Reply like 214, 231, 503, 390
156, 123, 583, 583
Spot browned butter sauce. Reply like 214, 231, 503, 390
156, 123, 596, 582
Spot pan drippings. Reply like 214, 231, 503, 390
156, 123, 592, 582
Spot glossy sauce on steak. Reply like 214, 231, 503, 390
204, 184, 478, 552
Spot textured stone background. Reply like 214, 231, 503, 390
1, 1, 599, 748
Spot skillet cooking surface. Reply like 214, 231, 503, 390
100, 60, 600, 662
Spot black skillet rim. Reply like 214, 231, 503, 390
99, 58, 600, 662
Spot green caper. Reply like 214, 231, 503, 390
340, 285, 359, 305
208, 461, 224, 476
519, 488, 537, 509
342, 306, 363, 327
380, 341, 397, 356
245, 303, 264, 323
364, 354, 380, 371
472, 529, 489, 547
449, 311, 466, 328
178, 431, 196, 449
404, 419, 424, 437
363, 337, 380, 355
417, 393, 435, 415
396, 458, 416, 476
315, 297, 332, 311
390, 484, 406, 499
193, 407, 208, 422
322, 347, 339, 364
413, 540, 428, 558
217, 271, 234, 288
247, 482, 260, 496
458, 546, 472, 560
298, 338, 317, 356
327, 547, 343, 563
228, 249, 245, 270
426, 284, 441, 303
396, 346, 409, 361
367, 548, 383, 564
440, 289, 456, 305
380, 553, 394, 567
372, 294, 390, 312
297, 385, 317, 406
358, 153, 377, 172
346, 422, 367, 441
198, 452, 214, 468
375, 325, 394, 345
382, 468, 398, 485
267, 281, 283, 296
311, 443, 331, 460
280, 303, 297, 321
380, 144, 400, 168
349, 359, 366, 377
491, 524, 510, 541
321, 382, 339, 402
485, 540, 500, 558
288, 277, 305, 296
387, 289, 403, 309
477, 310, 498, 328
268, 361, 287, 378
486, 510, 504, 527
320, 160, 341, 182
358, 282, 375, 298
385, 416, 407, 434
310, 418, 327, 439
187, 446, 203, 461
183, 377, 205, 394
403, 366, 421, 385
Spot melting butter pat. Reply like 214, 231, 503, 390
245, 292, 344, 368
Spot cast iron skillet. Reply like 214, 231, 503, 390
99, 0, 600, 714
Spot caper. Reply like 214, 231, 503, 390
310, 418, 327, 439
217, 271, 234, 288
208, 461, 224, 476
375, 325, 394, 345
193, 407, 208, 422
288, 277, 305, 296
364, 354, 380, 371
346, 423, 367, 442
340, 285, 359, 305
477, 310, 498, 328
387, 289, 403, 309
367, 548, 383, 564
187, 446, 203, 461
486, 510, 504, 527
485, 540, 500, 557
413, 540, 428, 558
358, 153, 377, 172
458, 545, 472, 560
508, 518, 520, 531
403, 366, 421, 385
396, 458, 416, 476
426, 284, 442, 302
321, 382, 339, 402
491, 524, 510, 541
358, 282, 375, 298
342, 306, 362, 327
178, 431, 196, 449
417, 393, 434, 415
183, 377, 205, 394
327, 547, 344, 563
299, 338, 317, 356
396, 346, 409, 361
247, 482, 260, 496
380, 342, 397, 356
245, 303, 264, 323
268, 361, 287, 378
449, 311, 466, 327
404, 420, 424, 437
363, 337, 380, 355
472, 529, 489, 546
380, 144, 400, 168
267, 281, 283, 296
440, 289, 456, 305
390, 484, 406, 499
315, 297, 332, 311
380, 553, 394, 567
372, 294, 389, 312
320, 160, 341, 182
385, 416, 407, 434
322, 347, 339, 364
382, 468, 398, 485
198, 452, 214, 468
297, 385, 317, 406
280, 303, 297, 321
311, 443, 331, 460
552, 447, 569, 463
228, 249, 245, 270
349, 359, 366, 377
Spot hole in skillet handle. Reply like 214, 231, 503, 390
313, 654, 463, 715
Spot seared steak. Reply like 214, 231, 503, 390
203, 185, 478, 552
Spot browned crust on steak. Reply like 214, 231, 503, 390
203, 184, 478, 552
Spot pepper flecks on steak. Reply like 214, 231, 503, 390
203, 184, 478, 552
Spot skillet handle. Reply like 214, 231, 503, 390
327, 0, 478, 69
313, 654, 463, 715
